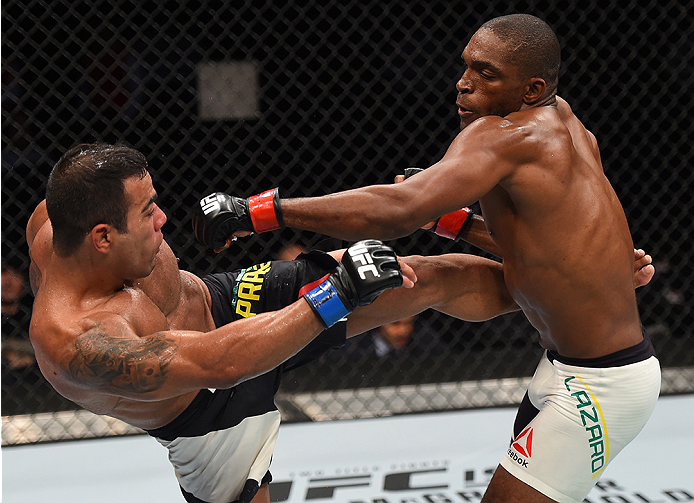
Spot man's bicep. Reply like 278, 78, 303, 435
69, 322, 179, 397
417, 126, 514, 212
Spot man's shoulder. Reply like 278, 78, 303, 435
462, 109, 560, 144
32, 294, 139, 346
29, 304, 95, 374
26, 200, 49, 247
459, 111, 567, 165
29, 307, 141, 413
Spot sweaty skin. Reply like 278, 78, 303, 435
186, 24, 654, 503
27, 177, 324, 431
26, 179, 516, 432
277, 33, 644, 360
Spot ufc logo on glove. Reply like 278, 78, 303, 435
200, 194, 222, 215
347, 244, 381, 280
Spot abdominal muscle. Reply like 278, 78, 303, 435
504, 261, 643, 359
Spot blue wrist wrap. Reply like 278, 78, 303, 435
303, 279, 351, 328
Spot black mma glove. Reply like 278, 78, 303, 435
193, 189, 283, 248
403, 167, 474, 242
303, 240, 403, 328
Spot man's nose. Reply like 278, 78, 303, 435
155, 204, 167, 229
456, 74, 472, 93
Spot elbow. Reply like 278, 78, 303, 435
373, 221, 414, 240
358, 186, 430, 239
365, 206, 423, 240
203, 360, 249, 389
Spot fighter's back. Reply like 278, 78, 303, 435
478, 97, 642, 357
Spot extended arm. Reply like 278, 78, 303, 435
279, 119, 515, 239
69, 301, 326, 400
278, 171, 486, 241
66, 240, 405, 401
193, 118, 513, 248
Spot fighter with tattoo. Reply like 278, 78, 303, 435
26, 142, 525, 503
26, 142, 653, 503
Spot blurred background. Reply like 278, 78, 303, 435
2, 0, 692, 444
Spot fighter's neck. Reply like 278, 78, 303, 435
524, 92, 558, 111
49, 252, 130, 299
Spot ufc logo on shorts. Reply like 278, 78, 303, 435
348, 244, 380, 280
200, 194, 221, 215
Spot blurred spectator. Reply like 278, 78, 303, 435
342, 315, 446, 360
373, 316, 417, 357
640, 258, 692, 345
2, 266, 76, 415
2, 265, 36, 370
2, 266, 24, 316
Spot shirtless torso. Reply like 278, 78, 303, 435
470, 98, 642, 357
278, 96, 643, 359
240, 21, 655, 499
27, 200, 216, 429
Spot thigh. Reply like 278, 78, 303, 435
482, 465, 554, 503
204, 250, 339, 325
250, 484, 270, 503
498, 389, 597, 502
494, 355, 660, 502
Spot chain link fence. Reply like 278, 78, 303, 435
2, 0, 693, 444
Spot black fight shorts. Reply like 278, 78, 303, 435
146, 251, 346, 503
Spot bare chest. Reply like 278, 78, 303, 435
130, 241, 183, 317
125, 271, 213, 334
131, 242, 213, 332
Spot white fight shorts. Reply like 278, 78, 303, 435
147, 251, 347, 503
500, 336, 660, 502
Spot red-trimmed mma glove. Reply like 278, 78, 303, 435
304, 240, 403, 328
192, 189, 283, 248
403, 167, 474, 242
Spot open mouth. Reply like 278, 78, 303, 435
456, 100, 473, 114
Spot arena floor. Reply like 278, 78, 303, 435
3, 393, 692, 502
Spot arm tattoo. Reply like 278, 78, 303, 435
69, 329, 178, 393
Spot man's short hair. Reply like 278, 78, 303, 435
46, 142, 149, 256
481, 14, 561, 92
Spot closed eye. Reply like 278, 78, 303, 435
143, 195, 160, 217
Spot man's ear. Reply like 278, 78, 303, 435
523, 78, 547, 105
89, 224, 112, 253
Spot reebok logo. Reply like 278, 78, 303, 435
512, 427, 533, 458
507, 427, 532, 469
